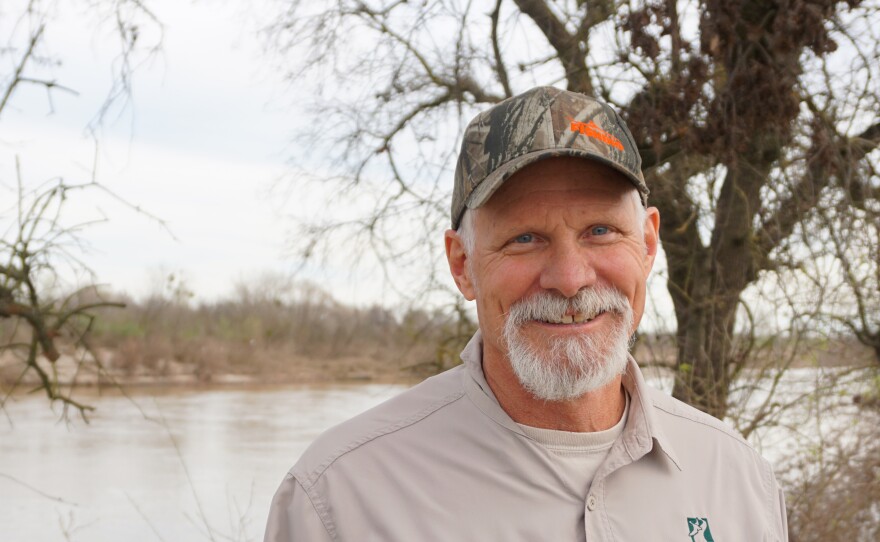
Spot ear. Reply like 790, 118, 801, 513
643, 206, 661, 271
444, 229, 476, 301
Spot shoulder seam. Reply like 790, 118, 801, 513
651, 399, 753, 452
295, 476, 337, 541
653, 394, 780, 535
760, 449, 777, 538
294, 390, 466, 489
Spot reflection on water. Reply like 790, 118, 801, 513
0, 384, 406, 542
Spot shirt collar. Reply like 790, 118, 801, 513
459, 330, 682, 471
620, 354, 682, 470
460, 330, 530, 437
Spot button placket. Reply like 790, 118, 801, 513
586, 493, 598, 511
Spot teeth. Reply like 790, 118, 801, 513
543, 312, 601, 325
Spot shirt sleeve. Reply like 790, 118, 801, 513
264, 473, 334, 542
765, 463, 789, 542
775, 484, 789, 542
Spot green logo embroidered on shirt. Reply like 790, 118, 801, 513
687, 517, 715, 542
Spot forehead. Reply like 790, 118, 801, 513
481, 156, 637, 213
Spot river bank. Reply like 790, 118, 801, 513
2, 334, 872, 393
0, 345, 426, 390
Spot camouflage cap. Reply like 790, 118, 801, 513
451, 86, 648, 229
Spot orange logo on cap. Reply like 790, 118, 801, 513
569, 119, 624, 151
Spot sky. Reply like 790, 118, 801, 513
0, 0, 686, 331
1, 0, 331, 302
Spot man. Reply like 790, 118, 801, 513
265, 87, 788, 541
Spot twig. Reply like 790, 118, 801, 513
0, 472, 79, 506
126, 492, 167, 542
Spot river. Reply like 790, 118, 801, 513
1, 384, 406, 542
1, 367, 869, 541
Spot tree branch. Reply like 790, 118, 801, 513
356, 3, 504, 104
0, 24, 44, 119
513, 0, 592, 94
639, 138, 683, 169
758, 120, 880, 258
490, 0, 513, 98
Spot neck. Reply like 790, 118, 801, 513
482, 344, 627, 433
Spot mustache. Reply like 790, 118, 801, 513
505, 287, 631, 326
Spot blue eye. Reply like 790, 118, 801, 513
514, 233, 534, 243
591, 226, 610, 235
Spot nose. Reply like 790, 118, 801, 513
538, 240, 597, 298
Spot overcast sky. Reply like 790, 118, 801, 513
1, 0, 359, 303
0, 0, 690, 330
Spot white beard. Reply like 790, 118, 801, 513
502, 287, 634, 401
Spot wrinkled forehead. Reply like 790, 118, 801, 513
482, 156, 640, 210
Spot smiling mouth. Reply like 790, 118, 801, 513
538, 310, 605, 325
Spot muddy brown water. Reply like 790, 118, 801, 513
0, 366, 868, 541
1, 384, 406, 542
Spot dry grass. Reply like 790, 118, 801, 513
783, 399, 880, 541
0, 283, 472, 387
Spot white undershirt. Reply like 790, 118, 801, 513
517, 392, 629, 498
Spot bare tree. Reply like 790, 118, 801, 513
781, 375, 880, 542
0, 173, 127, 416
814, 182, 880, 365
267, 0, 880, 419
0, 0, 163, 418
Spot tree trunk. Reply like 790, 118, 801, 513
655, 145, 774, 419
660, 205, 742, 420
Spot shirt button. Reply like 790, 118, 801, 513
587, 494, 598, 511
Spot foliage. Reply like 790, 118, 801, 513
781, 372, 880, 542
811, 192, 880, 361
84, 274, 473, 379
0, 178, 126, 416
267, 0, 880, 420
268, 5, 880, 529
0, 0, 163, 419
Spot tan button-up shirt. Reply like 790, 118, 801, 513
265, 331, 788, 541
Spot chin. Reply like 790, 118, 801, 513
507, 334, 630, 402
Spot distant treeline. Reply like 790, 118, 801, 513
72, 279, 476, 382
0, 276, 871, 386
